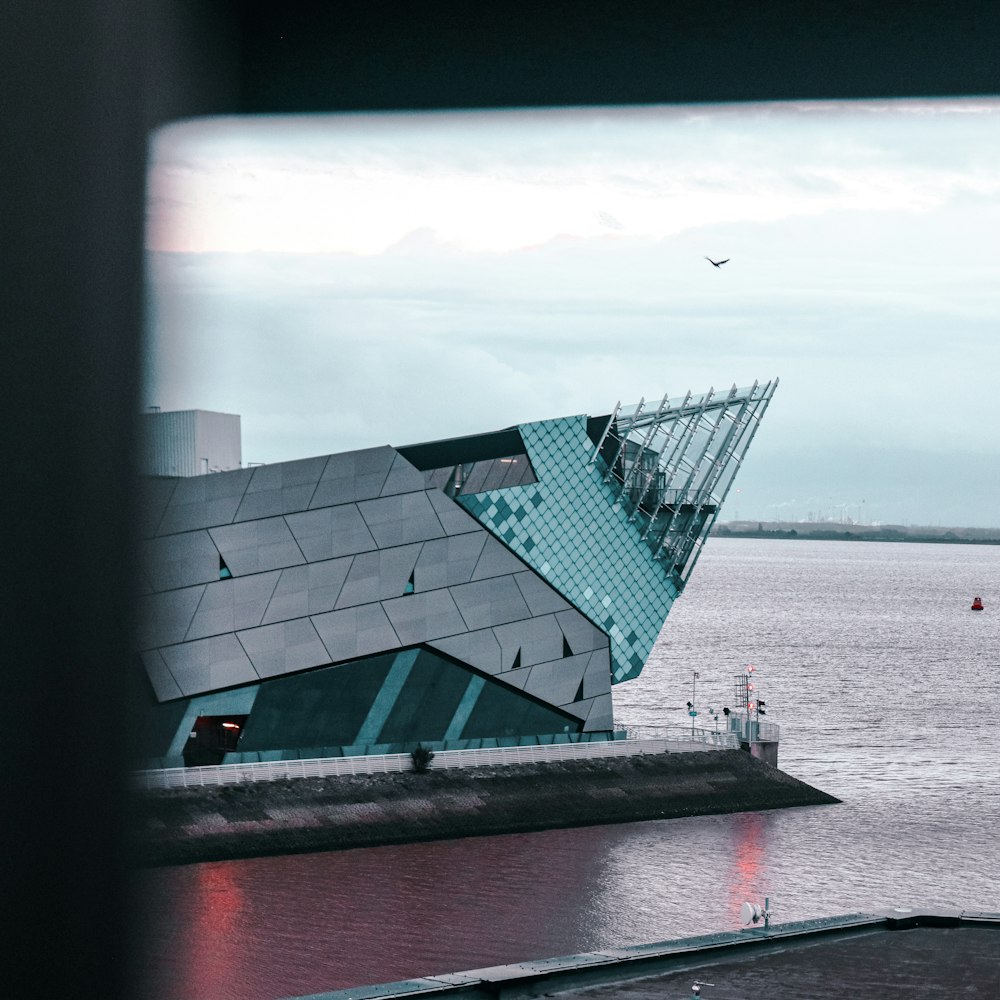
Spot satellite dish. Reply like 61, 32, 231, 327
740, 901, 763, 925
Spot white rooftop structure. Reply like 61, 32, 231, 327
140, 408, 242, 477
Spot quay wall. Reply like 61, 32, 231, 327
133, 749, 838, 868
749, 740, 779, 767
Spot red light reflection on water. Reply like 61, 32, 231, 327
186, 864, 246, 991
727, 812, 768, 915
140, 827, 617, 1000
142, 862, 248, 1000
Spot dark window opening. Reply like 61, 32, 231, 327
182, 714, 248, 767
219, 554, 232, 580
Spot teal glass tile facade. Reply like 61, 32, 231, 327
138, 384, 775, 765
458, 416, 679, 684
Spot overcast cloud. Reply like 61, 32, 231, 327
145, 100, 1000, 527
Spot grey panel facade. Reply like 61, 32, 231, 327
183, 571, 281, 641
380, 452, 429, 497
141, 649, 184, 701
427, 629, 503, 675
513, 571, 572, 616
492, 614, 566, 670
209, 517, 306, 576
311, 603, 401, 662
137, 476, 178, 537
554, 609, 609, 656
237, 619, 331, 678
582, 648, 613, 699
138, 585, 206, 649
260, 558, 353, 623
307, 447, 395, 508
234, 456, 328, 521
471, 536, 531, 580
425, 488, 483, 535
160, 633, 259, 696
285, 504, 378, 561
357, 491, 446, 548
522, 652, 591, 708
335, 545, 422, 609
142, 530, 220, 593
138, 438, 615, 758
583, 693, 614, 731
137, 444, 615, 753
155, 467, 254, 535
414, 534, 487, 591
450, 575, 532, 631
381, 589, 468, 645
137, 387, 772, 763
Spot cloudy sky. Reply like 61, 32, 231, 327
145, 100, 1000, 527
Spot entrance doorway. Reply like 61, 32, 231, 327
182, 714, 249, 767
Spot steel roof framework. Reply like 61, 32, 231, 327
597, 379, 778, 585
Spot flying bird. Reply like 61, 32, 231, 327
705, 257, 730, 268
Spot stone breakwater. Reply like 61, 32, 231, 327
133, 750, 839, 867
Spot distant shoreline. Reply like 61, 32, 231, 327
712, 523, 1000, 546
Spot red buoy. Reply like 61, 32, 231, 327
971, 596, 984, 611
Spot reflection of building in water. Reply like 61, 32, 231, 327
135, 381, 776, 767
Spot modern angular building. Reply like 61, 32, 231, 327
135, 381, 776, 767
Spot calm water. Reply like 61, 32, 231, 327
138, 539, 1000, 1000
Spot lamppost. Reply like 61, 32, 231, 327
687, 671, 699, 736
744, 664, 769, 741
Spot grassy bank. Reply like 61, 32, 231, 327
133, 750, 839, 868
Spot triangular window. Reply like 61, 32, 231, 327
562, 635, 573, 658
512, 648, 521, 670
574, 679, 585, 702
403, 570, 415, 596
219, 555, 232, 580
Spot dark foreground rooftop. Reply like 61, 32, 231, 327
283, 910, 999, 1000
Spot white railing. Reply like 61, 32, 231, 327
622, 724, 740, 748
133, 733, 737, 791
723, 717, 781, 744
755, 720, 780, 742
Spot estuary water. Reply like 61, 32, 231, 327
137, 539, 1000, 1000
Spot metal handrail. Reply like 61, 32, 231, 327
724, 717, 781, 743
133, 732, 738, 791
621, 724, 740, 747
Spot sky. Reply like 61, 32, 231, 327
145, 100, 1000, 528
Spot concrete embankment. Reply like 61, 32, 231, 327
133, 750, 839, 868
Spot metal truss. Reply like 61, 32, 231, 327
596, 378, 778, 587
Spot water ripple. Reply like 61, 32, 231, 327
138, 540, 1000, 1000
